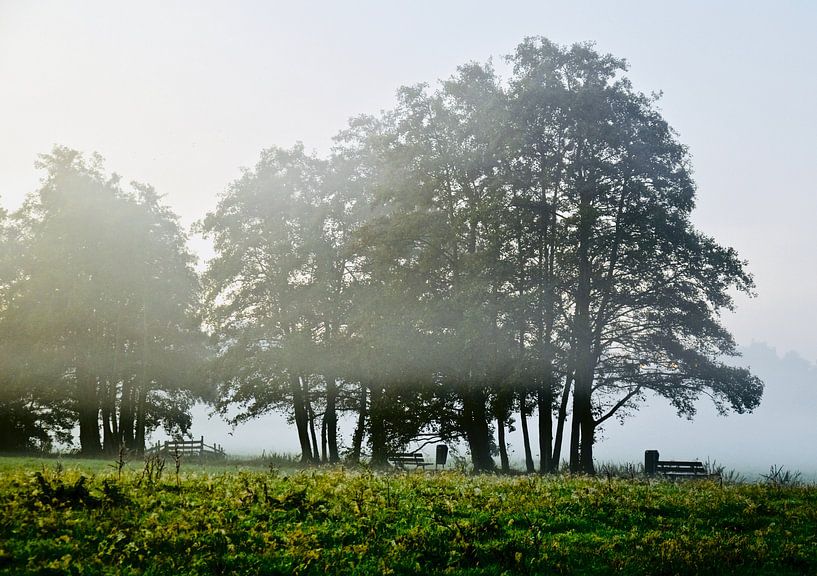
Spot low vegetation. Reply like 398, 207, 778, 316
1, 459, 815, 575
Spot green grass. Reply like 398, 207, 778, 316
0, 453, 302, 476
1, 458, 816, 575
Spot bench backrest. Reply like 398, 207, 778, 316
656, 460, 707, 474
389, 453, 425, 462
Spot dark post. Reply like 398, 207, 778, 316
644, 450, 659, 475
435, 445, 449, 470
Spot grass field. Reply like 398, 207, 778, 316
1, 456, 816, 575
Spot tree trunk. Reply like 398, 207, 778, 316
119, 380, 135, 449
368, 384, 388, 467
571, 367, 595, 474
101, 403, 115, 455
325, 376, 340, 463
101, 380, 117, 454
519, 393, 535, 473
462, 387, 495, 472
77, 372, 102, 456
537, 377, 554, 473
78, 406, 102, 455
350, 382, 367, 465
579, 402, 596, 474
320, 413, 328, 464
290, 374, 313, 463
571, 177, 596, 475
134, 387, 148, 454
497, 415, 510, 473
551, 375, 572, 470
569, 405, 581, 472
308, 400, 320, 464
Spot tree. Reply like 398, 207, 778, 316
342, 38, 761, 473
506, 39, 762, 473
3, 147, 205, 454
0, 200, 73, 451
347, 64, 517, 472
200, 144, 362, 463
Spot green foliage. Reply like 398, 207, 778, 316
1, 463, 816, 575
0, 147, 206, 454
761, 465, 803, 488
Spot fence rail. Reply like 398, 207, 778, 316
146, 436, 226, 459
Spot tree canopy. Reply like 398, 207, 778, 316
0, 147, 206, 454
198, 38, 761, 472
2, 39, 761, 471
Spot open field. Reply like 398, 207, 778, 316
1, 458, 816, 575
0, 454, 302, 476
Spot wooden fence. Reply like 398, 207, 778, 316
146, 436, 226, 459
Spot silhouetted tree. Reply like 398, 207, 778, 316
3, 147, 205, 454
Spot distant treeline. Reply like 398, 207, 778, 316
0, 38, 762, 473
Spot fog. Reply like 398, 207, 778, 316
166, 342, 817, 477
2, 2, 816, 471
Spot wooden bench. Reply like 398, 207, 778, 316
655, 460, 708, 479
387, 452, 432, 469
645, 450, 717, 480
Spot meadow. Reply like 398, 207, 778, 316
1, 456, 815, 575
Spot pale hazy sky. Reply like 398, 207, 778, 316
2, 1, 817, 465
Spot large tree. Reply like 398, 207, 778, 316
200, 144, 366, 463
341, 39, 761, 473
2, 147, 205, 454
506, 39, 762, 473
346, 65, 518, 472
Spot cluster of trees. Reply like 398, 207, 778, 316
0, 39, 762, 472
199, 39, 762, 473
0, 148, 205, 454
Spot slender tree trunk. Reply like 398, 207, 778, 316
320, 414, 328, 464
134, 387, 148, 454
350, 382, 367, 465
307, 400, 320, 464
368, 384, 388, 467
497, 415, 510, 473
290, 374, 313, 463
109, 382, 119, 439
519, 394, 535, 473
100, 381, 116, 454
307, 402, 321, 463
552, 375, 572, 470
569, 406, 581, 472
136, 288, 149, 455
120, 380, 135, 449
574, 359, 596, 474
101, 404, 115, 455
325, 376, 339, 463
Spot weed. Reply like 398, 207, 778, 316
109, 443, 130, 481
32, 471, 98, 509
138, 452, 165, 487
761, 464, 802, 487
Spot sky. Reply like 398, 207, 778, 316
2, 1, 816, 467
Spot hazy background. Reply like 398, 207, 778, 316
2, 1, 816, 472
